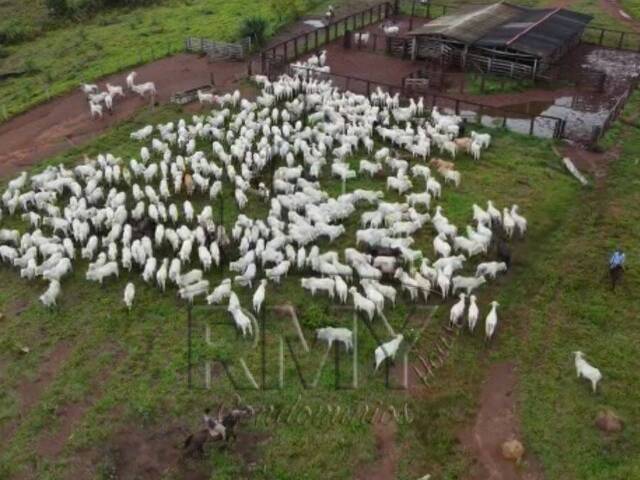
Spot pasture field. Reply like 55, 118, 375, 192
0, 0, 632, 122
0, 0, 332, 120
0, 83, 638, 479
621, 1, 640, 20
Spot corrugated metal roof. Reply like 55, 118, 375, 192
477, 8, 592, 57
409, 2, 592, 58
407, 2, 525, 44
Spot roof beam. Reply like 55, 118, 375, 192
506, 7, 562, 46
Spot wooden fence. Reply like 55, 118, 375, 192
185, 37, 252, 61
258, 1, 395, 75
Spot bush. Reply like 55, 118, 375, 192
46, 0, 70, 17
0, 22, 33, 45
240, 16, 268, 48
269, 0, 306, 23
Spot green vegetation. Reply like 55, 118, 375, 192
1, 0, 639, 478
240, 16, 270, 48
0, 0, 325, 120
620, 0, 640, 20
462, 73, 535, 96
2, 88, 640, 478
4, 92, 635, 479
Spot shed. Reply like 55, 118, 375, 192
475, 8, 593, 62
408, 2, 592, 78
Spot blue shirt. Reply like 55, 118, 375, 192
610, 252, 625, 268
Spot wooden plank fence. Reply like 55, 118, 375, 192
185, 36, 251, 61
259, 1, 395, 75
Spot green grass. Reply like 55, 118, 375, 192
1, 46, 640, 480
620, 0, 640, 20
461, 73, 536, 95
0, 97, 587, 479
0, 0, 331, 121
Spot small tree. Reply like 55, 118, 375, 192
240, 16, 268, 48
269, 0, 305, 23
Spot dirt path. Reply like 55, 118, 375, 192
459, 362, 545, 480
354, 420, 398, 480
599, 0, 640, 33
35, 348, 126, 460
0, 6, 385, 181
0, 342, 73, 450
0, 54, 248, 180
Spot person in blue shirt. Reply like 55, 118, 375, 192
609, 248, 625, 290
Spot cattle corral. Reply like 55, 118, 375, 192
250, 0, 640, 143
1, 1, 640, 479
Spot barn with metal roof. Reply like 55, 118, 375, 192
407, 2, 592, 78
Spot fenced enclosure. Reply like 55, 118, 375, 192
185, 36, 252, 62
288, 65, 566, 139
257, 1, 396, 75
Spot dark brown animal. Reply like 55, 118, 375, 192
183, 429, 220, 457
610, 265, 624, 291
496, 239, 511, 268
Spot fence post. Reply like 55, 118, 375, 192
529, 117, 535, 135
410, 0, 416, 31
618, 32, 625, 49
455, 99, 460, 115
599, 29, 604, 45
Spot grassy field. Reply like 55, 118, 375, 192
620, 0, 640, 19
0, 0, 633, 123
0, 0, 336, 121
2, 87, 638, 479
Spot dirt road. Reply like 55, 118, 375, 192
0, 54, 247, 179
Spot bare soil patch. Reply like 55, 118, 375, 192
458, 362, 545, 480
35, 348, 126, 459
354, 419, 398, 480
0, 341, 73, 453
0, 54, 248, 180
17, 342, 73, 412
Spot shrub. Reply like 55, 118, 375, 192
46, 0, 70, 17
0, 22, 33, 45
269, 0, 306, 23
240, 16, 268, 48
